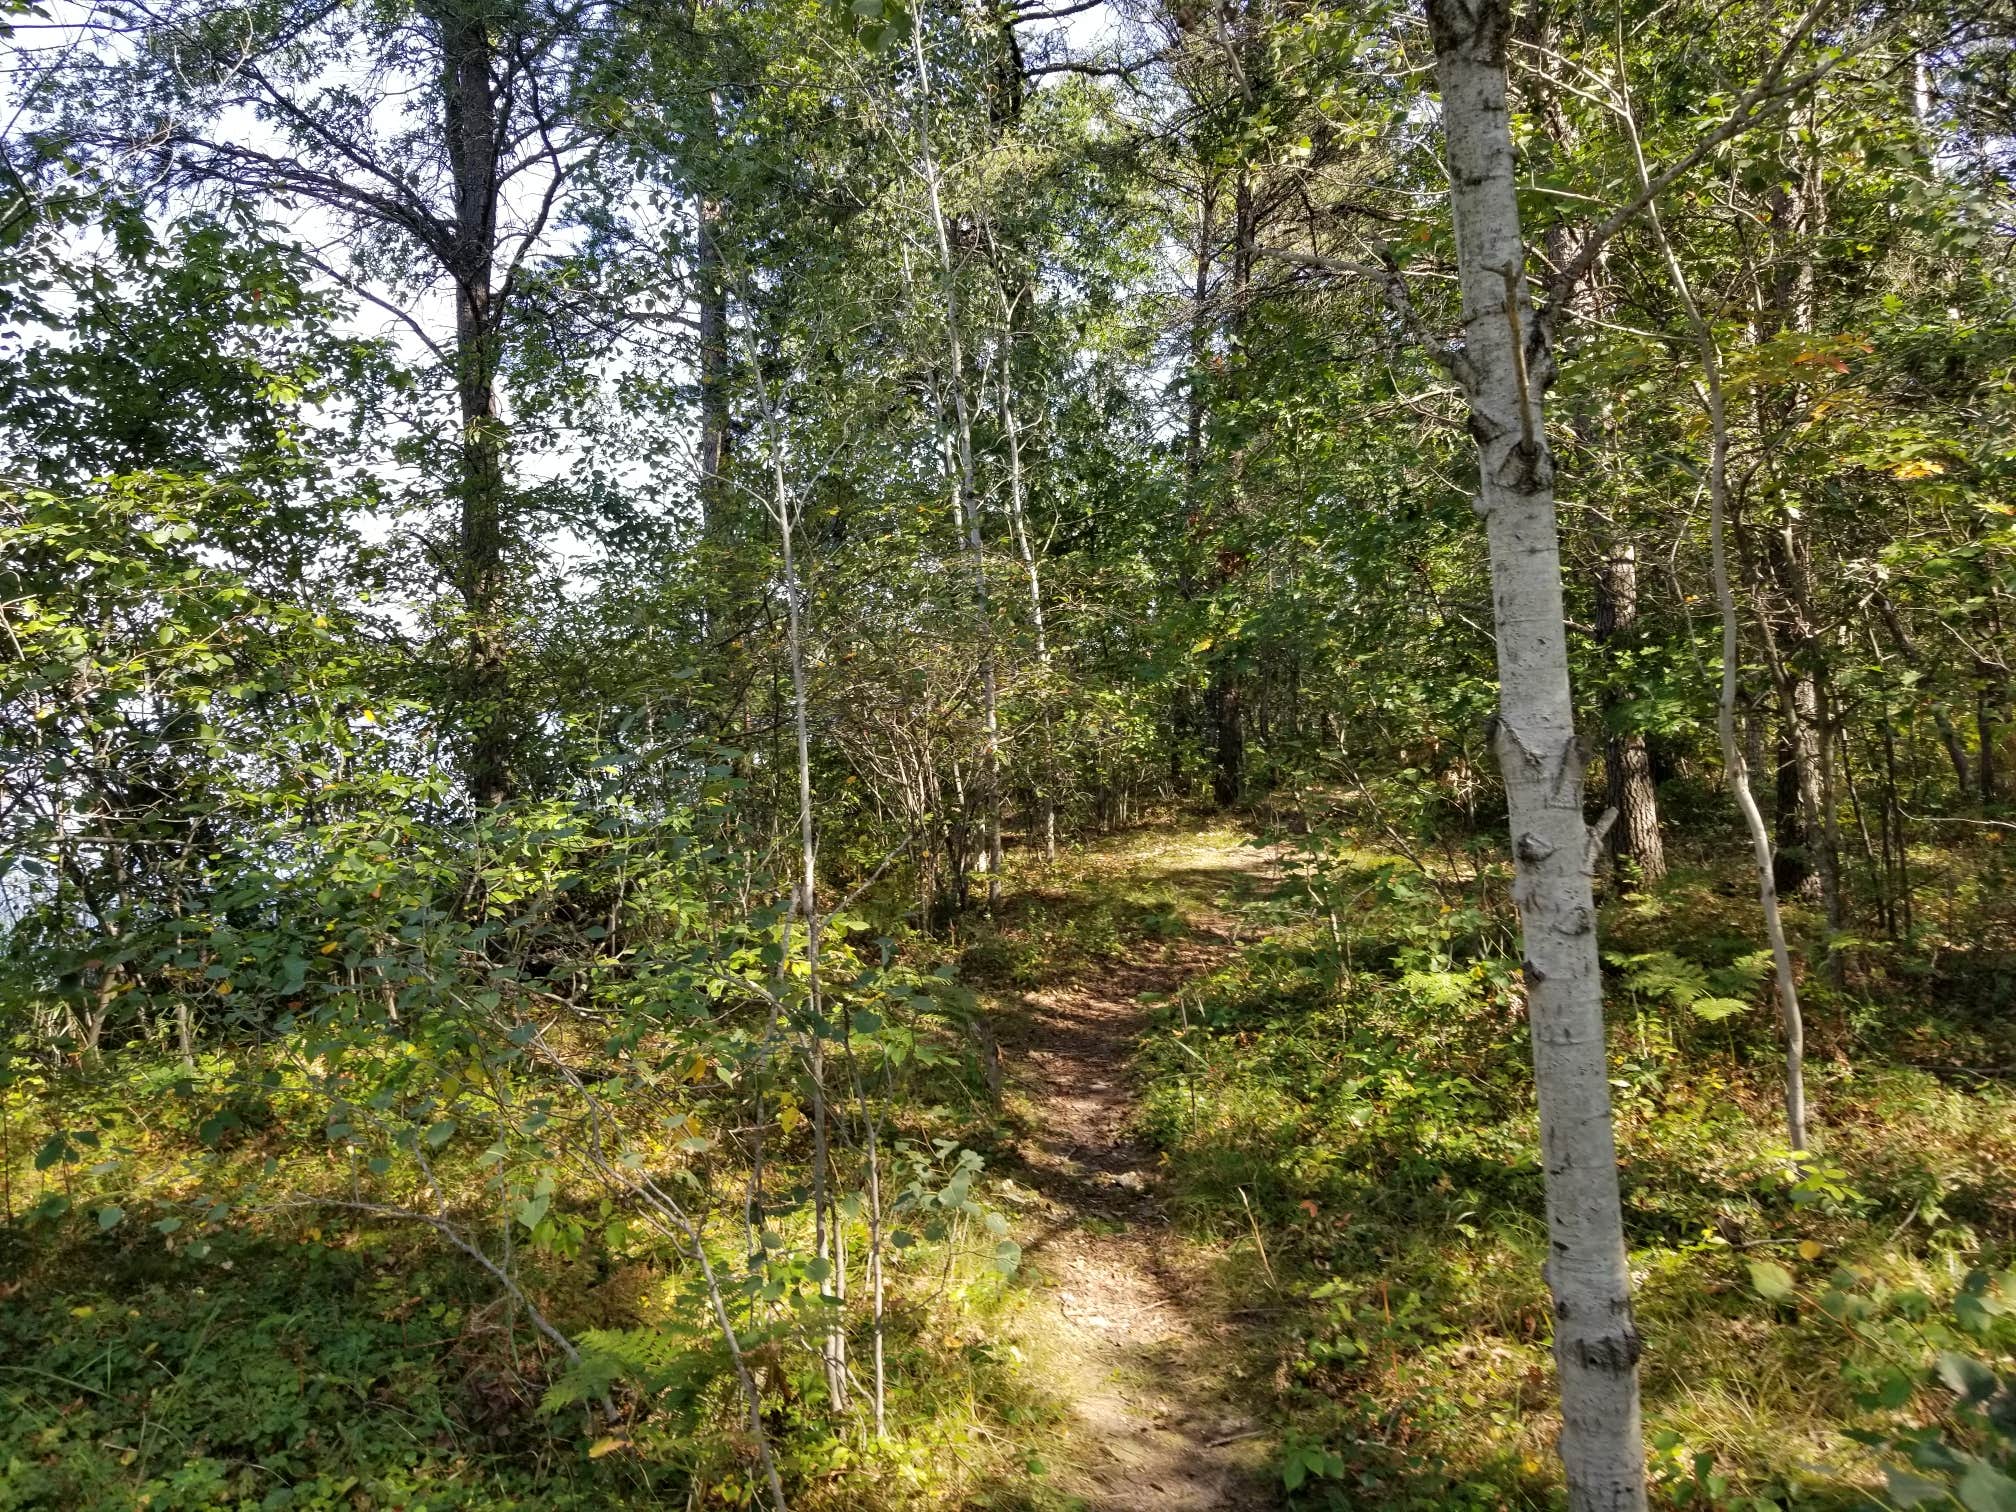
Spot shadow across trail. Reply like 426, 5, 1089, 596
989, 831, 1279, 1511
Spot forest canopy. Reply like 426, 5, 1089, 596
2, 0, 2015, 1506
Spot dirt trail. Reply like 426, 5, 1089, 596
994, 833, 1278, 1511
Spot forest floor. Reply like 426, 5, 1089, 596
955, 813, 2016, 1512
972, 827, 1283, 1510
4, 816, 2014, 1511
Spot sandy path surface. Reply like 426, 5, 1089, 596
994, 834, 1279, 1511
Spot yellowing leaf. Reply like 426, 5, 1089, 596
779, 1104, 805, 1135
214, 981, 232, 996
320, 941, 342, 955
1191, 636, 1213, 654
588, 1436, 632, 1459
1798, 1240, 1824, 1260
1893, 460, 1946, 480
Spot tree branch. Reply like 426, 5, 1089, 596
1257, 244, 1475, 388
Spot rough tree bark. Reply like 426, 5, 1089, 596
1594, 538, 1666, 887
1424, 0, 1647, 1502
438, 0, 513, 806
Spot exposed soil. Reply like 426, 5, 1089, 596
992, 834, 1279, 1511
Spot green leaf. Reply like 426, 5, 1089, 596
95, 1204, 124, 1230
1935, 1350, 1999, 1403
1958, 1461, 2016, 1512
1882, 1466, 1949, 1508
1747, 1259, 1796, 1302
33, 1131, 74, 1170
424, 1118, 456, 1148
1689, 997, 1750, 1022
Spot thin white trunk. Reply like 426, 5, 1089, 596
910, 6, 1002, 904
1425, 2, 1646, 1504
742, 317, 849, 1412
998, 336, 1057, 860
1620, 75, 1809, 1152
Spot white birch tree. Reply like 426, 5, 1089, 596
1425, 0, 1646, 1501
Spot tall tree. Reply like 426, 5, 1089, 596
39, 0, 608, 805
1420, 0, 1646, 1499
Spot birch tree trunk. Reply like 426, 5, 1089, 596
997, 334, 1056, 860
737, 310, 849, 1414
911, 7, 1002, 903
1619, 58, 1810, 1153
696, 194, 732, 539
1210, 171, 1256, 810
1424, 1, 1646, 1503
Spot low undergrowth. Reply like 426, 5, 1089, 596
8, 818, 2014, 1511
1133, 820, 2016, 1510
0, 1047, 1086, 1511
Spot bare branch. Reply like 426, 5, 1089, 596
1257, 244, 1475, 388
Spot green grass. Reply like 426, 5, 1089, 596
5, 817, 2013, 1510
1127, 826, 2016, 1509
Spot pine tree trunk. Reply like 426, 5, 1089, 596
1425, 1, 1646, 1503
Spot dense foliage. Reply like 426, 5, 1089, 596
2, 0, 2014, 1505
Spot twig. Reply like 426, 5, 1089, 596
1237, 1187, 1276, 1287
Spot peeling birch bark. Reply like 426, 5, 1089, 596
1425, 0, 1647, 1503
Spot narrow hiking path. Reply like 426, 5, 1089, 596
983, 827, 1281, 1511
